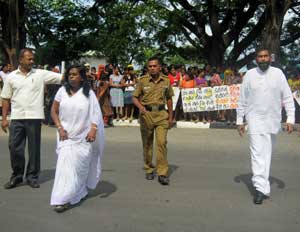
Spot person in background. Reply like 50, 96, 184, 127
180, 71, 196, 121
96, 65, 113, 127
210, 67, 224, 122
122, 65, 137, 122
0, 63, 11, 115
168, 65, 180, 87
109, 65, 124, 121
194, 69, 208, 123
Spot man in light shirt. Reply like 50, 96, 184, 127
1, 48, 62, 189
236, 47, 295, 204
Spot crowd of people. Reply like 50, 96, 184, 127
0, 47, 299, 212
39, 61, 299, 127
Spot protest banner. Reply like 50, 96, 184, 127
172, 87, 181, 109
181, 88, 199, 112
213, 85, 230, 110
181, 85, 240, 112
229, 84, 241, 109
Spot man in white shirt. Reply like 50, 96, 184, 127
1, 48, 62, 189
237, 47, 295, 204
0, 63, 11, 113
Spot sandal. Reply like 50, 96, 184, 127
54, 204, 69, 213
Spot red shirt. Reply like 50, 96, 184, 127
168, 73, 180, 86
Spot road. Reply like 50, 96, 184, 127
0, 126, 299, 232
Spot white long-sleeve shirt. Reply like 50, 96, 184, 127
236, 66, 295, 134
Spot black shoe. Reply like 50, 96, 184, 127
4, 177, 23, 189
253, 190, 268, 204
158, 176, 169, 185
145, 172, 155, 180
27, 179, 40, 188
54, 204, 70, 213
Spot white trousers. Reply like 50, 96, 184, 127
249, 133, 276, 196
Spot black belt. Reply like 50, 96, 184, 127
145, 105, 165, 112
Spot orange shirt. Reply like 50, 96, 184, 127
181, 79, 195, 88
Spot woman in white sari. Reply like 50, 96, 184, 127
50, 65, 104, 212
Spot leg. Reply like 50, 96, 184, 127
25, 120, 41, 182
140, 123, 154, 174
249, 134, 273, 196
155, 126, 168, 177
122, 105, 128, 120
8, 120, 26, 179
129, 105, 134, 122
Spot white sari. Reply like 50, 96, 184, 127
50, 87, 104, 206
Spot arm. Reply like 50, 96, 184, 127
51, 100, 68, 140
281, 74, 295, 134
97, 82, 108, 100
109, 77, 120, 88
1, 98, 10, 133
236, 75, 248, 137
133, 96, 147, 114
42, 70, 63, 85
167, 98, 173, 129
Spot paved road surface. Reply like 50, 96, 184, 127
0, 126, 299, 232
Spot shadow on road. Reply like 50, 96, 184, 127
39, 169, 55, 184
88, 180, 117, 198
234, 173, 285, 196
169, 164, 179, 177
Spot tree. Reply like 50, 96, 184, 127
25, 0, 97, 65
0, 0, 25, 66
150, 0, 300, 68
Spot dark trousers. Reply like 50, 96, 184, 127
8, 119, 41, 181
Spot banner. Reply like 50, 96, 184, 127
229, 84, 241, 109
213, 85, 230, 110
181, 87, 216, 112
172, 87, 181, 109
181, 84, 241, 112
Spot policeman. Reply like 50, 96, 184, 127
132, 56, 174, 185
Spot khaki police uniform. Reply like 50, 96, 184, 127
133, 74, 174, 176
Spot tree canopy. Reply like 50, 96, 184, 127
0, 0, 299, 68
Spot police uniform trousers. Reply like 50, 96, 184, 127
8, 119, 42, 181
249, 133, 276, 196
140, 110, 169, 176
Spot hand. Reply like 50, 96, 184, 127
1, 119, 9, 133
58, 128, 68, 141
86, 128, 97, 143
237, 124, 245, 137
286, 123, 293, 134
139, 106, 147, 115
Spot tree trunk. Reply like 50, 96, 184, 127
205, 36, 225, 67
0, 0, 25, 67
262, 0, 292, 63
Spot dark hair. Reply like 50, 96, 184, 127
168, 64, 176, 73
255, 46, 270, 56
148, 56, 161, 65
0, 63, 9, 71
19, 48, 34, 60
64, 65, 90, 97
186, 71, 194, 80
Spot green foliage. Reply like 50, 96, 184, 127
22, 0, 300, 68
26, 0, 96, 65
